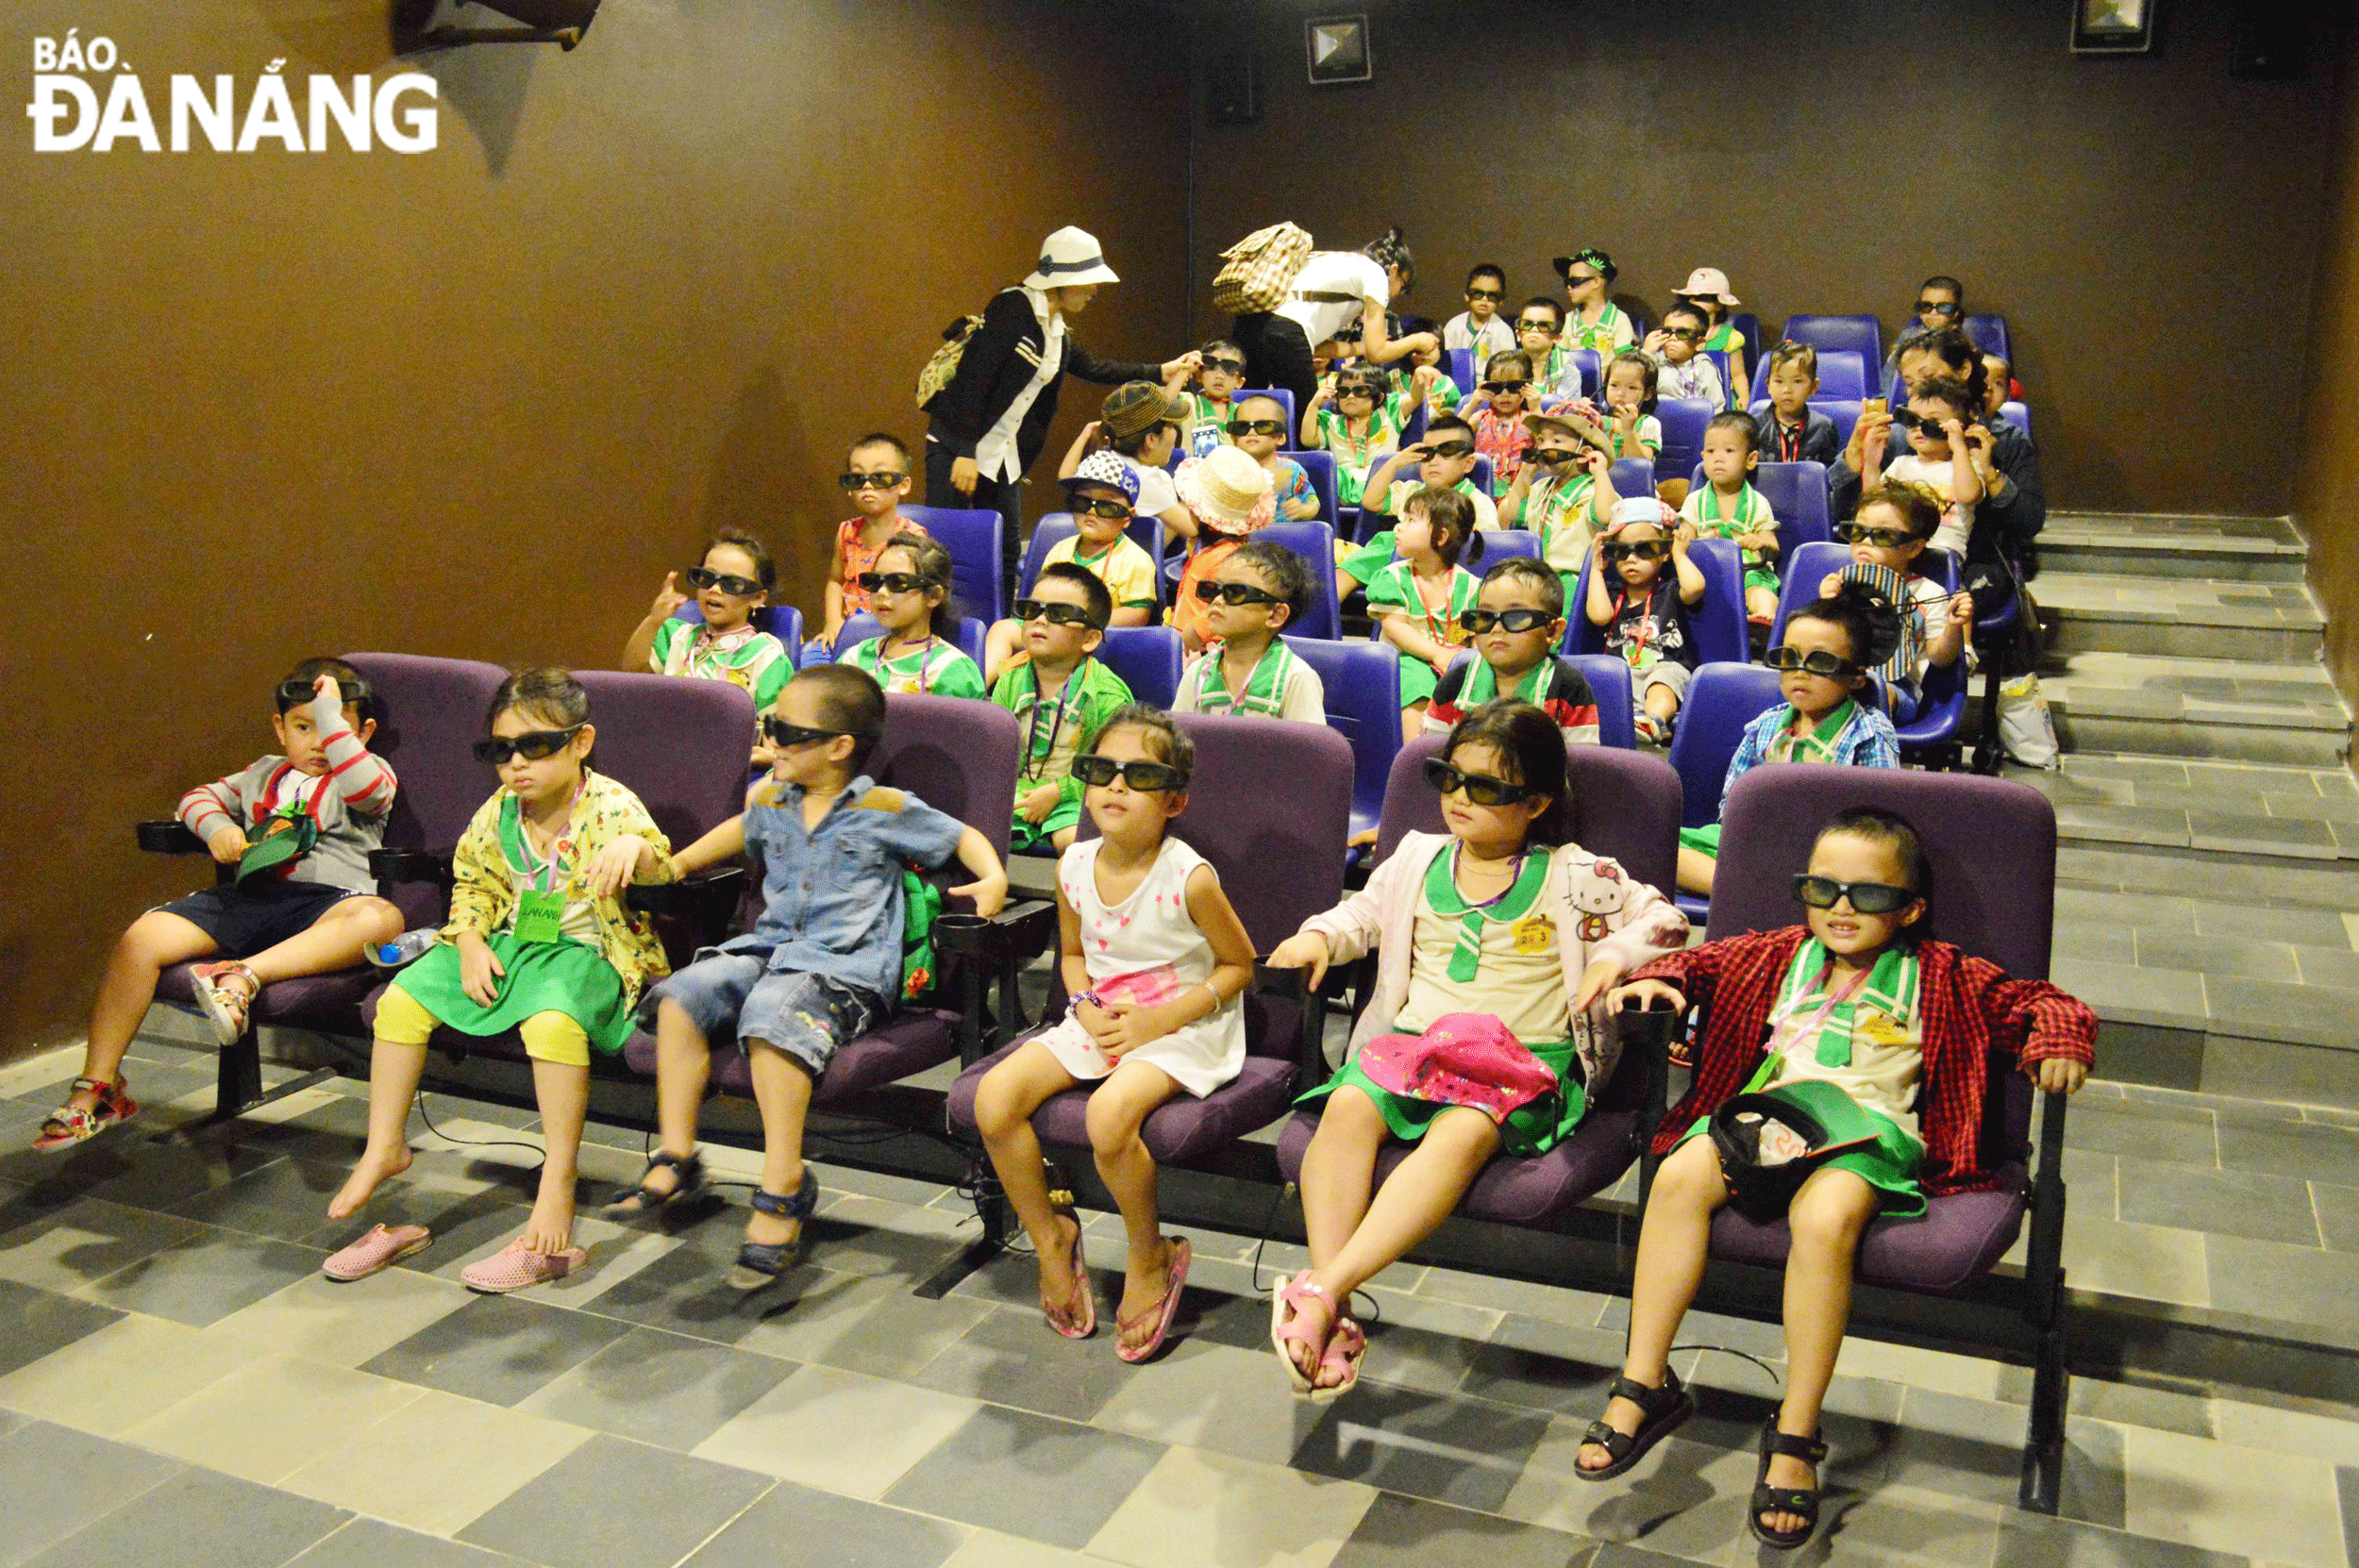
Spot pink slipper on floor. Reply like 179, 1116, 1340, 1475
1115, 1237, 1191, 1364
460, 1238, 589, 1294
322, 1224, 432, 1282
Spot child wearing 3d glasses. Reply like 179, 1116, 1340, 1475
1587, 808, 2093, 1550
609, 664, 1007, 1286
35, 659, 404, 1151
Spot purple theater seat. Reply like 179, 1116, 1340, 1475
615, 696, 1024, 1098
1373, 734, 1681, 901
945, 714, 1352, 1159
1693, 768, 2058, 1292
1567, 537, 1748, 671
1272, 1096, 1643, 1226
1283, 636, 1402, 847
900, 505, 1007, 624
1255, 520, 1342, 640
153, 653, 510, 1040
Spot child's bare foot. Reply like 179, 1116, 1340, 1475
1035, 1213, 1081, 1298
327, 1145, 412, 1219
518, 1191, 575, 1254
1278, 1277, 1338, 1383
1115, 1239, 1177, 1357
1576, 1395, 1648, 1470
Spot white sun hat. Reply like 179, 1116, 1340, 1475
1024, 226, 1121, 290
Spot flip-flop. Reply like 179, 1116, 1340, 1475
322, 1224, 432, 1282
1114, 1237, 1190, 1364
1041, 1209, 1096, 1339
460, 1238, 588, 1293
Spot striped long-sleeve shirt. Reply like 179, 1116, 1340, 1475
176, 720, 397, 892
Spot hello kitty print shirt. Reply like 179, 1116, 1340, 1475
1033, 836, 1246, 1097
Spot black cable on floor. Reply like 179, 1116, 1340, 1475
414, 1093, 547, 1165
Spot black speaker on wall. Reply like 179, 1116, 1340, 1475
1207, 45, 1260, 124
2230, 11, 2308, 79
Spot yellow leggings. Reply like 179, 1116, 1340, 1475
376, 984, 591, 1068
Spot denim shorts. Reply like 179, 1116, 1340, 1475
645, 952, 879, 1078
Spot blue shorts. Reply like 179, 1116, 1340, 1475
644, 952, 879, 1078
156, 880, 364, 957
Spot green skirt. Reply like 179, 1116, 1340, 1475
1399, 653, 1444, 709
1297, 1039, 1589, 1158
1011, 792, 1082, 851
1680, 1078, 1926, 1218
1679, 823, 1721, 859
393, 933, 633, 1058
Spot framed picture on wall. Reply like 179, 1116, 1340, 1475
2070, 0, 2155, 54
1306, 15, 1371, 85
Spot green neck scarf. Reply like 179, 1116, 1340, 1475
1773, 938, 1920, 1067
1422, 842, 1549, 982
1769, 699, 1857, 765
1197, 639, 1297, 718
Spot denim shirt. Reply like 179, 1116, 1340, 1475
719, 775, 966, 1004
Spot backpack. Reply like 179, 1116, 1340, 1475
915, 310, 987, 411
899, 869, 944, 1002
1213, 223, 1314, 316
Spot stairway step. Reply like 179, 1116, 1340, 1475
2040, 670, 2350, 767
2044, 510, 2302, 545
2038, 572, 2324, 661
2039, 527, 2307, 583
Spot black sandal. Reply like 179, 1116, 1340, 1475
728, 1170, 819, 1290
603, 1149, 706, 1215
1575, 1366, 1695, 1481
1748, 1416, 1830, 1549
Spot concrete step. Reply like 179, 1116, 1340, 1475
2039, 512, 2307, 583
2039, 655, 2351, 767
2035, 570, 2325, 662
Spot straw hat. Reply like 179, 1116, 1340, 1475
1175, 445, 1274, 532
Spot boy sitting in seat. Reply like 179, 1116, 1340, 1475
37, 660, 404, 1149
1339, 413, 1500, 599
1582, 808, 2094, 1549
984, 451, 1157, 681
1172, 541, 1327, 722
609, 664, 1008, 1284
1427, 558, 1601, 743
995, 564, 1135, 853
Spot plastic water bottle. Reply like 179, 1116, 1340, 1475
367, 928, 440, 970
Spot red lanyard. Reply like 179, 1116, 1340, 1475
1769, 963, 1873, 1059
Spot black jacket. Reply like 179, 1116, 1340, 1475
1751, 405, 1840, 469
925, 287, 1160, 473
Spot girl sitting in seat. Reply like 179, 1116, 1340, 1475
839, 533, 987, 699
971, 708, 1256, 1361
326, 669, 678, 1293
1265, 700, 1686, 1399
1582, 807, 2095, 1550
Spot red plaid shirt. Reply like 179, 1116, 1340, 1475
1634, 926, 2097, 1195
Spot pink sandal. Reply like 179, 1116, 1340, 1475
1270, 1270, 1343, 1396
1040, 1209, 1096, 1340
1312, 1316, 1367, 1404
191, 961, 260, 1046
459, 1238, 588, 1294
1115, 1237, 1190, 1364
322, 1224, 432, 1282
33, 1076, 139, 1151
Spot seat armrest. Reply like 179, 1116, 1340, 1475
1618, 998, 1682, 1209
1252, 960, 1324, 1083
138, 821, 206, 855
370, 848, 453, 887
626, 866, 744, 916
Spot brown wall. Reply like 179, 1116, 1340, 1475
0, 0, 1194, 1062
2295, 17, 2359, 716
1191, 0, 2344, 515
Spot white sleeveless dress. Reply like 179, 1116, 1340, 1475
1036, 837, 1246, 1097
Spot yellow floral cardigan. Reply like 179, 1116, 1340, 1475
439, 770, 680, 1011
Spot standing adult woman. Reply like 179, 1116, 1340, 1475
926, 226, 1198, 591
1231, 228, 1437, 411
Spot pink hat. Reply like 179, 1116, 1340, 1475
1676, 267, 1740, 307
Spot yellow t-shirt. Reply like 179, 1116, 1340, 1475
1044, 533, 1158, 609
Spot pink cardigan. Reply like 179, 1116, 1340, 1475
1302, 831, 1689, 1093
